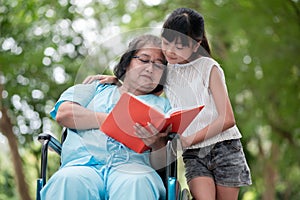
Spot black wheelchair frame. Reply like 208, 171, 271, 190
36, 128, 190, 200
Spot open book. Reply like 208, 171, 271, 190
100, 92, 204, 153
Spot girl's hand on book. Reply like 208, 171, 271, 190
179, 135, 193, 148
82, 74, 119, 85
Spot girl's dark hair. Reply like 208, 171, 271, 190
162, 7, 211, 56
113, 34, 167, 94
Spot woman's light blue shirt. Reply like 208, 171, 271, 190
50, 82, 171, 168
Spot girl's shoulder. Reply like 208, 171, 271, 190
197, 56, 220, 67
197, 57, 224, 74
195, 57, 226, 88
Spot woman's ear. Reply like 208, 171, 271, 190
193, 41, 201, 53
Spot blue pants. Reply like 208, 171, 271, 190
40, 132, 166, 200
40, 159, 166, 200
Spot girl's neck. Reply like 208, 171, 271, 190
188, 54, 202, 63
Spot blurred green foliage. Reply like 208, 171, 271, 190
0, 0, 299, 199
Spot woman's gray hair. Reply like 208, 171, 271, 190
113, 34, 167, 94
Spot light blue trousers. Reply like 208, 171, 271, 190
40, 163, 165, 200
40, 135, 166, 200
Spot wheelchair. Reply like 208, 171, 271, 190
36, 128, 190, 200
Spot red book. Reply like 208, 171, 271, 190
100, 93, 204, 153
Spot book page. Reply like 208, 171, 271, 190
164, 105, 204, 134
166, 105, 203, 117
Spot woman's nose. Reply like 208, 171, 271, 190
145, 63, 154, 73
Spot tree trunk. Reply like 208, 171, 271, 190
0, 89, 32, 200
262, 142, 279, 200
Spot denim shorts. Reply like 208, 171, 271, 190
182, 139, 252, 187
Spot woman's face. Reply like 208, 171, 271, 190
124, 45, 165, 95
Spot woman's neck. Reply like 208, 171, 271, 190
118, 85, 144, 96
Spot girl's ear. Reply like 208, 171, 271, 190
193, 41, 202, 53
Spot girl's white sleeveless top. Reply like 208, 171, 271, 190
165, 57, 242, 149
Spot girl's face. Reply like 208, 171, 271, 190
124, 45, 165, 95
161, 37, 200, 64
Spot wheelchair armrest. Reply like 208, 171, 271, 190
38, 133, 62, 155
37, 133, 62, 188
166, 134, 181, 200
166, 133, 179, 178
167, 132, 177, 141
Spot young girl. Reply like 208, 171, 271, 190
84, 8, 252, 200
160, 8, 252, 200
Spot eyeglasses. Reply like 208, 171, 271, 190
132, 55, 166, 70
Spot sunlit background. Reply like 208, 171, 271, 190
0, 0, 299, 199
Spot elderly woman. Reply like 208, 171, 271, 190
41, 34, 171, 200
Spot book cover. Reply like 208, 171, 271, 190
100, 92, 204, 153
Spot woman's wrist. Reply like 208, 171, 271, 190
96, 112, 108, 126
